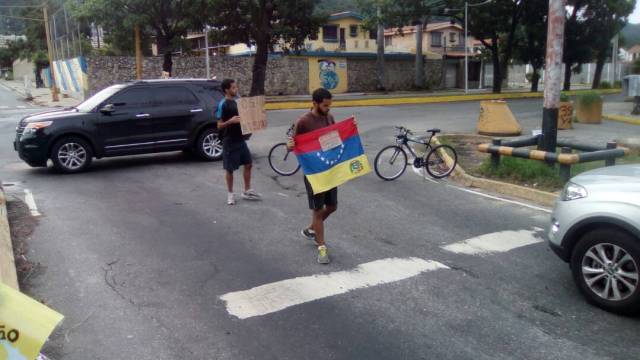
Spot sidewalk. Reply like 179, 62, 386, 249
603, 101, 640, 126
0, 80, 78, 108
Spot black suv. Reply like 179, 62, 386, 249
14, 79, 225, 173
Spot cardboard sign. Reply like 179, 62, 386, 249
318, 131, 343, 151
237, 96, 267, 135
0, 282, 64, 360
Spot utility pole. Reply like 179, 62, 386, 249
539, 0, 565, 152
204, 26, 210, 79
43, 4, 59, 102
135, 25, 142, 79
464, 1, 468, 93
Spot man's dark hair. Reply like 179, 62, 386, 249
221, 79, 235, 93
312, 88, 332, 103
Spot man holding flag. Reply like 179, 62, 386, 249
288, 88, 370, 264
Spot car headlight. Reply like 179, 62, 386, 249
561, 182, 587, 201
24, 121, 53, 134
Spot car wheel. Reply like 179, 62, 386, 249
51, 137, 93, 174
196, 128, 223, 161
570, 228, 640, 315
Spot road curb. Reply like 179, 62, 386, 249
265, 89, 621, 110
0, 186, 19, 290
603, 114, 640, 126
433, 137, 558, 208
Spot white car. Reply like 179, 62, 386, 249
548, 164, 640, 314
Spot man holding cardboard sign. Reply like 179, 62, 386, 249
216, 79, 262, 205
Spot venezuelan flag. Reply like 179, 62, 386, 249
294, 117, 371, 194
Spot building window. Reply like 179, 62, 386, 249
323, 25, 338, 42
431, 31, 442, 47
450, 32, 457, 43
385, 35, 393, 47
369, 30, 377, 40
350, 25, 358, 37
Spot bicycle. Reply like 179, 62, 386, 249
374, 126, 458, 181
268, 124, 301, 176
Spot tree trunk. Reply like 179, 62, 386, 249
531, 67, 540, 92
156, 34, 173, 76
592, 51, 606, 89
414, 20, 425, 89
563, 62, 572, 91
250, 35, 269, 96
376, 6, 385, 91
492, 48, 502, 93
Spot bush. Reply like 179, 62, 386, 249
614, 80, 622, 88
598, 81, 612, 89
560, 92, 570, 102
576, 91, 602, 107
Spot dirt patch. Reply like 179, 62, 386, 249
438, 134, 492, 175
7, 199, 40, 290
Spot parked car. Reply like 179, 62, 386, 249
548, 164, 640, 314
14, 79, 225, 173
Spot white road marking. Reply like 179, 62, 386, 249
442, 229, 544, 255
220, 257, 449, 319
0, 83, 11, 91
24, 189, 41, 217
450, 186, 553, 213
276, 192, 289, 197
0, 106, 8, 109
16, 105, 26, 109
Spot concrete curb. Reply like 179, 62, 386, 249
0, 186, 19, 290
433, 136, 558, 208
603, 114, 640, 126
265, 88, 621, 111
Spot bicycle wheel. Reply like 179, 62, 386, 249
374, 145, 408, 181
268, 142, 301, 176
425, 144, 457, 179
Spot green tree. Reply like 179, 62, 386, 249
74, 0, 209, 75
585, 0, 634, 89
209, 0, 325, 96
513, 0, 547, 92
452, 0, 525, 93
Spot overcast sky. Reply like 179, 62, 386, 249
630, 3, 640, 24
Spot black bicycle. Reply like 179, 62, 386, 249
268, 125, 301, 176
374, 126, 458, 181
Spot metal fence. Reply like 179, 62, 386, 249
48, 1, 85, 62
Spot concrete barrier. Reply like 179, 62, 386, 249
0, 187, 18, 290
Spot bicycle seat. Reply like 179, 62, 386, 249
427, 128, 441, 134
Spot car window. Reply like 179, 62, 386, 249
108, 88, 154, 109
76, 84, 126, 112
153, 86, 200, 106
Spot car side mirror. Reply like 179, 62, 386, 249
100, 104, 116, 114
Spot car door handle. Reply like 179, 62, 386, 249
190, 108, 203, 113
136, 113, 151, 118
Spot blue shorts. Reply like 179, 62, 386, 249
223, 141, 252, 172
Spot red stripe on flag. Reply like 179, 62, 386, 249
294, 117, 358, 154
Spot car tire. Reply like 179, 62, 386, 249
195, 128, 223, 161
570, 228, 640, 315
51, 136, 93, 174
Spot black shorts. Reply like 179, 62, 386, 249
304, 177, 338, 210
223, 141, 252, 172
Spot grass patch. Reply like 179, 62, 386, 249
477, 153, 640, 192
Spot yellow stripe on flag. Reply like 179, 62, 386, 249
306, 154, 371, 194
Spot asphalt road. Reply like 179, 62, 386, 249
1, 85, 638, 360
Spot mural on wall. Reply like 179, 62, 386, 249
318, 59, 339, 90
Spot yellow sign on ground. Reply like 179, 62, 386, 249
0, 282, 63, 360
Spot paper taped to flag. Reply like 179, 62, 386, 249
0, 282, 64, 360
294, 117, 371, 194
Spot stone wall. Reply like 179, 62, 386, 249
347, 58, 443, 92
87, 55, 309, 96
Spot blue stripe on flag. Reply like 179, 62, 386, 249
297, 135, 365, 175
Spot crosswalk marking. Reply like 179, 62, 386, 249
0, 106, 8, 109
16, 105, 26, 109
220, 257, 449, 319
442, 228, 544, 255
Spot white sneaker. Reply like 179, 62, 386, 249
227, 193, 236, 205
241, 189, 262, 201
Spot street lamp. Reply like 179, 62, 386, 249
445, 0, 492, 93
